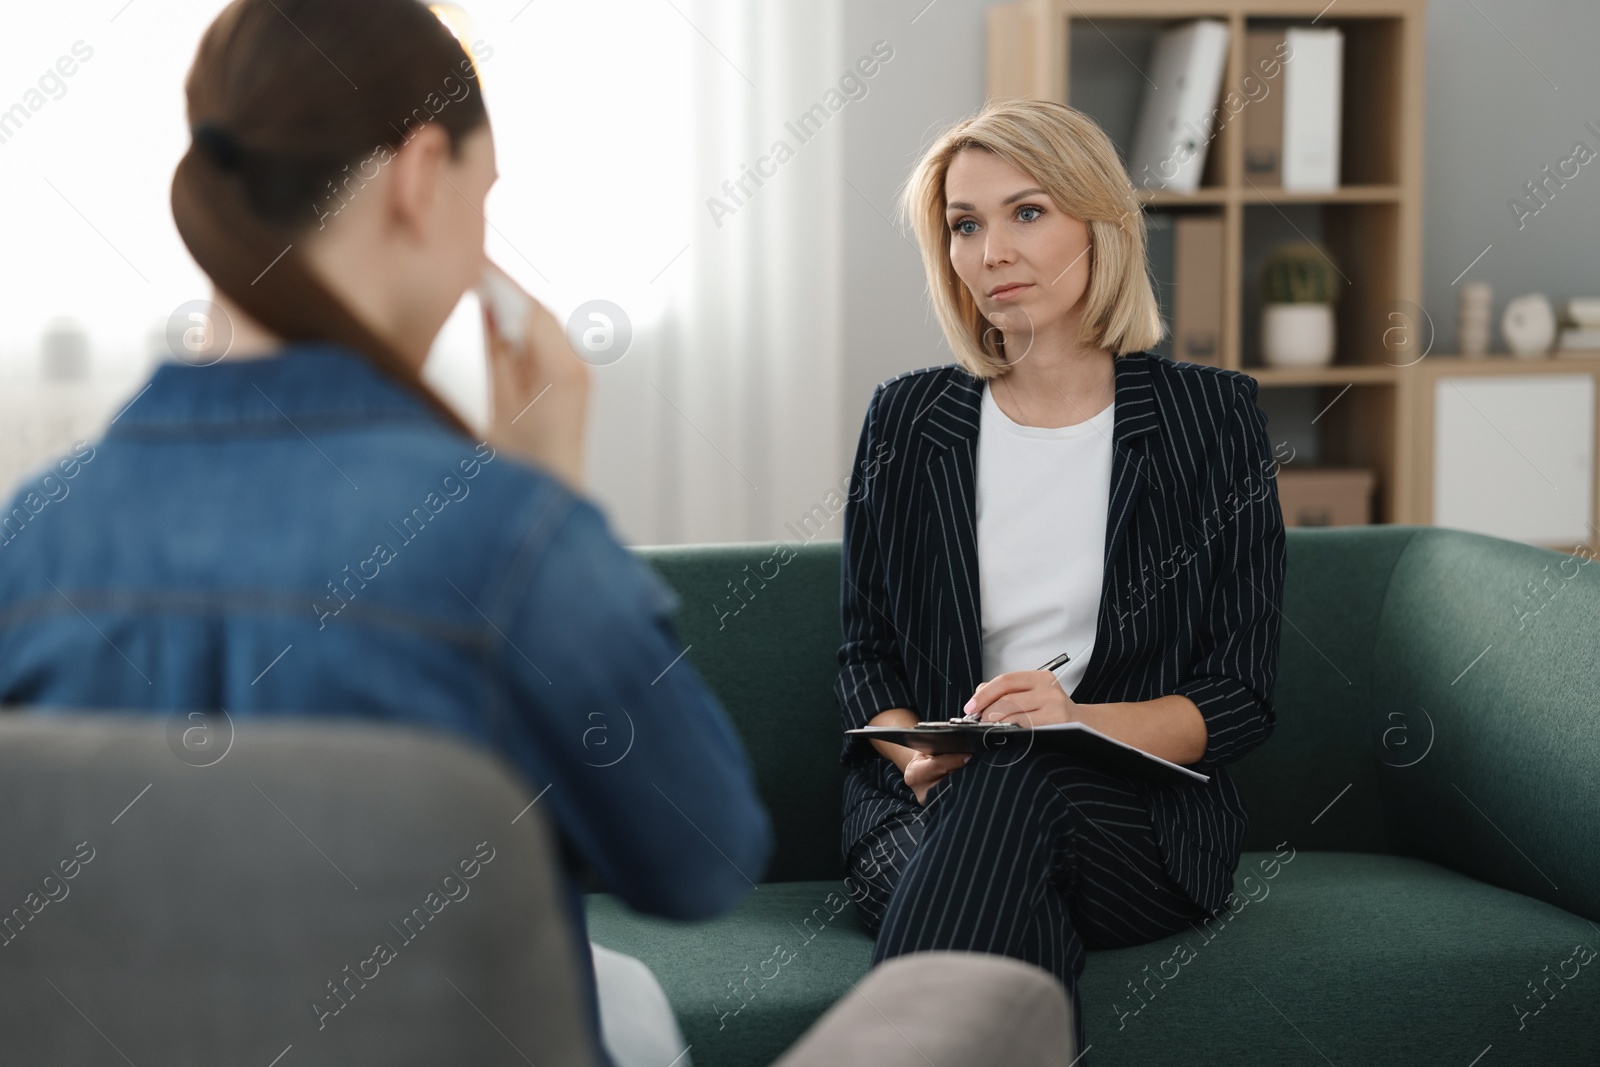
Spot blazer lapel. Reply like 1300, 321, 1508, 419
917, 356, 1161, 699
1077, 355, 1161, 693
1100, 354, 1160, 576
916, 371, 985, 707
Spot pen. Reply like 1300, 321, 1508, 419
960, 651, 1071, 722
1037, 652, 1071, 674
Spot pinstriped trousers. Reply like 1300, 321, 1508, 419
846, 750, 1211, 1061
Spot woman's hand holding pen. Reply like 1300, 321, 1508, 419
483, 268, 592, 494
962, 669, 1081, 728
870, 651, 1082, 803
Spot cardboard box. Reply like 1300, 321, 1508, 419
1173, 215, 1224, 366
1275, 468, 1376, 527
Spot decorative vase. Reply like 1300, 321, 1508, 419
1502, 293, 1555, 359
1262, 304, 1335, 367
1458, 281, 1493, 358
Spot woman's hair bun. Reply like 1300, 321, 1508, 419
192, 121, 245, 171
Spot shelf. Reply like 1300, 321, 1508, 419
1138, 188, 1229, 206
1239, 184, 1402, 204
1053, 1, 1399, 15
1244, 364, 1398, 386
1402, 355, 1600, 376
1230, 355, 1600, 387
1140, 185, 1404, 207
1240, 200, 1401, 370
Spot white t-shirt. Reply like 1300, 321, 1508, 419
975, 380, 1115, 697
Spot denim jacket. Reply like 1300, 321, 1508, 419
0, 343, 772, 926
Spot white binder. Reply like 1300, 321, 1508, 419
1282, 28, 1344, 190
1128, 20, 1230, 196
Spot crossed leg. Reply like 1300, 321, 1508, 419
846, 751, 1209, 1060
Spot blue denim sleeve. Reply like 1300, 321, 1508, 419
499, 495, 773, 921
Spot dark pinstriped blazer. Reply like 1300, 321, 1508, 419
834, 351, 1286, 915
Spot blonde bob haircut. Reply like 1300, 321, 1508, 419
900, 99, 1164, 379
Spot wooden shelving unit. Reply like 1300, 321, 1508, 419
986, 0, 1428, 524
987, 0, 1600, 552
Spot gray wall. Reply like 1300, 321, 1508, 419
838, 0, 1600, 454
1420, 1, 1600, 353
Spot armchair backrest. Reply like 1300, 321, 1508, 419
0, 714, 599, 1066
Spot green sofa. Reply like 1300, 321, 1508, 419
590, 526, 1600, 1066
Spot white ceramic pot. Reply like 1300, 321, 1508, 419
1502, 293, 1556, 359
1262, 304, 1335, 368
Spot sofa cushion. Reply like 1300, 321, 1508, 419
1081, 850, 1597, 1066
589, 851, 1599, 1067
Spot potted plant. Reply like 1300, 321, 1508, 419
1260, 242, 1339, 367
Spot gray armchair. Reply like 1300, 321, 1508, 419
0, 714, 1075, 1066
0, 714, 596, 1065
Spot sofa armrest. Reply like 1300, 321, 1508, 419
1371, 528, 1600, 922
771, 953, 1075, 1067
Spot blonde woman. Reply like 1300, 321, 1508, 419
835, 100, 1286, 1049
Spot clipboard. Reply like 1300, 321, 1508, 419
846, 721, 1209, 786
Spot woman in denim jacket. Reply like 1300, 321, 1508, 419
0, 2, 770, 1064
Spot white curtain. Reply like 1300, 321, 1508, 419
581, 0, 847, 546
425, 0, 849, 547
0, 0, 848, 549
